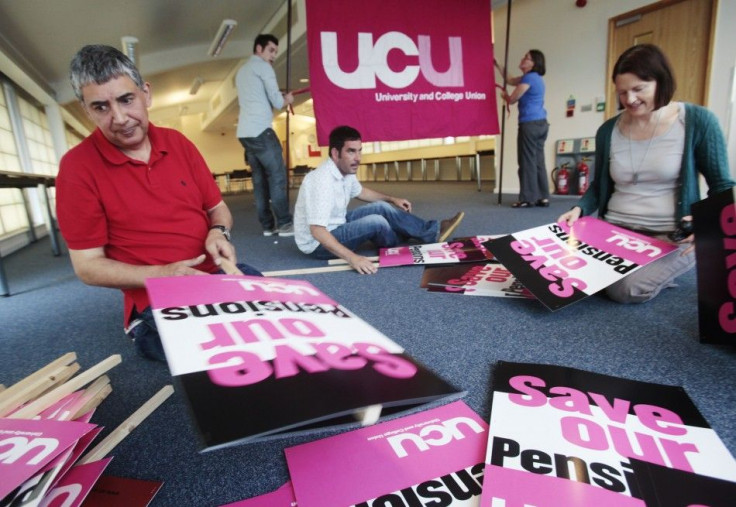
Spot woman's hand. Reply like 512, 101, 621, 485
558, 207, 582, 227
673, 215, 695, 255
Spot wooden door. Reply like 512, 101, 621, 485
606, 0, 715, 118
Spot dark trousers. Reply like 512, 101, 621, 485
517, 119, 550, 202
239, 129, 293, 231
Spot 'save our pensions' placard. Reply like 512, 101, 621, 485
486, 217, 677, 310
146, 275, 463, 451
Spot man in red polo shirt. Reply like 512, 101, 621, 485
57, 44, 261, 361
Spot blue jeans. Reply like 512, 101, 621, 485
309, 202, 439, 260
127, 263, 263, 362
239, 129, 293, 230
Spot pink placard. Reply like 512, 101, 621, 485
483, 465, 644, 507
564, 216, 677, 265
0, 418, 97, 500
41, 458, 112, 507
146, 275, 337, 310
286, 401, 486, 507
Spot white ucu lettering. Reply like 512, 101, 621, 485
0, 436, 59, 465
387, 416, 484, 458
606, 232, 662, 258
320, 31, 464, 89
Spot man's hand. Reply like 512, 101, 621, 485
390, 197, 412, 212
348, 253, 378, 274
205, 229, 236, 267
160, 255, 209, 277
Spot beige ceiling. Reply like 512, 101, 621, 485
0, 0, 310, 134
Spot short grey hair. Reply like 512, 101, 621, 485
69, 45, 145, 102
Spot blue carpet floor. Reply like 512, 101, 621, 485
1, 181, 734, 506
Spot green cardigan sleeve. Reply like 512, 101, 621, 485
679, 103, 734, 218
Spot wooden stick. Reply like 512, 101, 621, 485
263, 263, 375, 277
66, 375, 112, 420
78, 385, 174, 464
37, 363, 81, 397
219, 258, 244, 275
327, 256, 379, 266
71, 384, 113, 420
0, 352, 76, 405
354, 404, 382, 426
0, 363, 80, 417
9, 355, 121, 419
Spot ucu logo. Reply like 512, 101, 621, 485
606, 232, 662, 258
231, 280, 320, 296
386, 416, 484, 458
320, 31, 464, 89
0, 436, 59, 465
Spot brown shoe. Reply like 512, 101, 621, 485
438, 212, 465, 242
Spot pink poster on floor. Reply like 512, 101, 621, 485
422, 262, 533, 299
379, 237, 495, 267
486, 217, 678, 310
305, 0, 499, 145
285, 400, 487, 507
482, 362, 736, 506
0, 418, 97, 500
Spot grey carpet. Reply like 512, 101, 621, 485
1, 181, 734, 506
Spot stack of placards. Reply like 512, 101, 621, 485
0, 354, 168, 506
487, 217, 678, 310
420, 261, 534, 299
228, 363, 736, 506
379, 236, 496, 267
146, 275, 463, 451
481, 362, 736, 506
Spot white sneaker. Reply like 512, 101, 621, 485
277, 223, 295, 237
263, 228, 277, 236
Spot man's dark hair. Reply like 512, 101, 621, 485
253, 34, 279, 53
329, 126, 361, 154
69, 45, 144, 102
528, 49, 546, 76
612, 43, 676, 109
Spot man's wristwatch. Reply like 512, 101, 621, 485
209, 225, 231, 242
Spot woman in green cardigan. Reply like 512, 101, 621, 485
559, 44, 734, 303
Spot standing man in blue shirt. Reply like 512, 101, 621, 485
236, 34, 295, 236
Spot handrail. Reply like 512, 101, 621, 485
0, 170, 56, 188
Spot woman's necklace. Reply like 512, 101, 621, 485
627, 108, 662, 185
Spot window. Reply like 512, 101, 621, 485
18, 96, 57, 176
0, 89, 28, 236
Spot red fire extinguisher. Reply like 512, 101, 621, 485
577, 157, 590, 195
552, 163, 570, 195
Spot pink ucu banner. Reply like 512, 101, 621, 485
305, 0, 499, 144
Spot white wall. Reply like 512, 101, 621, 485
492, 0, 736, 195
709, 0, 736, 173
177, 114, 246, 174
